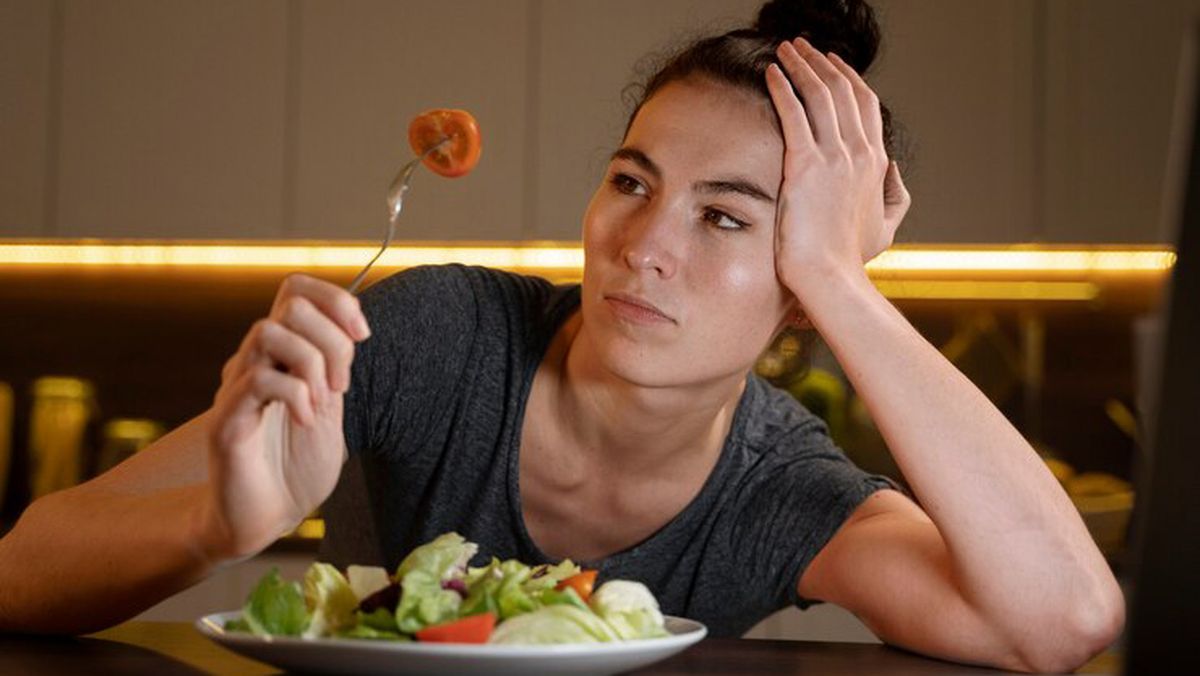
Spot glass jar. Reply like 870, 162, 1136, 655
96, 418, 165, 475
28, 376, 96, 499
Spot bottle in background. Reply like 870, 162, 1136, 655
0, 382, 12, 509
95, 418, 165, 475
28, 376, 96, 499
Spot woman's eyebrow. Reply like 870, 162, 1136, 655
695, 179, 776, 204
611, 146, 776, 204
611, 147, 661, 179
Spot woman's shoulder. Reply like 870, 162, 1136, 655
736, 374, 835, 457
362, 264, 575, 317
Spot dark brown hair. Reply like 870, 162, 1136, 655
623, 0, 901, 163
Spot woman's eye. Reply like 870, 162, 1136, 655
610, 173, 647, 196
702, 207, 749, 231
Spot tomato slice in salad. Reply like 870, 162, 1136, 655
414, 612, 497, 644
408, 109, 482, 178
556, 570, 598, 603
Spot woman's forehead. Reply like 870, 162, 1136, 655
623, 78, 783, 182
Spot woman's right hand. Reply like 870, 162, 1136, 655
200, 274, 372, 563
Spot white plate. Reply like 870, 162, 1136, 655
195, 611, 707, 675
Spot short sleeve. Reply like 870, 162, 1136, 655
342, 265, 479, 461
725, 414, 899, 612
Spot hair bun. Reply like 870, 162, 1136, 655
754, 0, 880, 74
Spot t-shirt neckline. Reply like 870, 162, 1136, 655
505, 283, 758, 568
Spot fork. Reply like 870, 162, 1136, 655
272, 137, 450, 487
345, 137, 450, 294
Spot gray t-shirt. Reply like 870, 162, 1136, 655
320, 264, 895, 637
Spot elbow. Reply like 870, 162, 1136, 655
1012, 587, 1126, 673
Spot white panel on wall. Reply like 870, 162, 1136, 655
0, 0, 54, 236
534, 0, 761, 242
1044, 0, 1200, 243
56, 0, 288, 238
290, 0, 530, 241
871, 0, 1039, 244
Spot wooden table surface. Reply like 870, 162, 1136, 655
0, 622, 1120, 675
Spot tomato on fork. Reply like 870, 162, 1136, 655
408, 109, 482, 178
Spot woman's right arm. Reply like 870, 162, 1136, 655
0, 274, 371, 634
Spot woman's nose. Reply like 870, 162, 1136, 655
620, 203, 679, 279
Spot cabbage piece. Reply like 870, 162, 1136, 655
395, 532, 478, 582
241, 567, 309, 637
488, 605, 620, 645
587, 580, 668, 640
303, 562, 359, 638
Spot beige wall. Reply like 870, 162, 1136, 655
2, 0, 1196, 243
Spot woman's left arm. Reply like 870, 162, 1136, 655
766, 39, 1124, 673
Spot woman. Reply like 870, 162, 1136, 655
0, 0, 1122, 670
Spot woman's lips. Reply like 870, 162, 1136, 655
603, 293, 675, 325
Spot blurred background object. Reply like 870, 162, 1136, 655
0, 382, 12, 508
95, 417, 164, 476
28, 375, 95, 500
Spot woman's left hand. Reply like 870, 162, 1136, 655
765, 37, 911, 300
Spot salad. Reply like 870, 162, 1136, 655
225, 532, 670, 645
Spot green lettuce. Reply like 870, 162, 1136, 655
460, 558, 547, 620
523, 559, 581, 592
394, 569, 462, 634
241, 567, 309, 637
335, 624, 410, 641
395, 532, 478, 581
302, 562, 359, 638
536, 586, 589, 612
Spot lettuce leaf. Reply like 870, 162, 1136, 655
335, 624, 411, 641
241, 567, 309, 637
394, 532, 478, 582
302, 563, 359, 638
395, 569, 462, 634
523, 559, 581, 593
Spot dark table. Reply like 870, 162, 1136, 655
0, 622, 1119, 675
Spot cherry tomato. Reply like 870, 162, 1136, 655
408, 109, 482, 178
414, 612, 496, 644
556, 570, 598, 603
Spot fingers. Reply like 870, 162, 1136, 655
773, 38, 883, 154
826, 51, 884, 152
270, 274, 368, 392
272, 274, 371, 343
274, 295, 357, 393
766, 63, 815, 157
218, 367, 316, 442
217, 273, 371, 433
775, 40, 839, 145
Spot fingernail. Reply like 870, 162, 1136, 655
357, 318, 371, 340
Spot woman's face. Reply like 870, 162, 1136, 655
580, 76, 795, 389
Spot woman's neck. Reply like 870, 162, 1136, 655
543, 312, 746, 475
